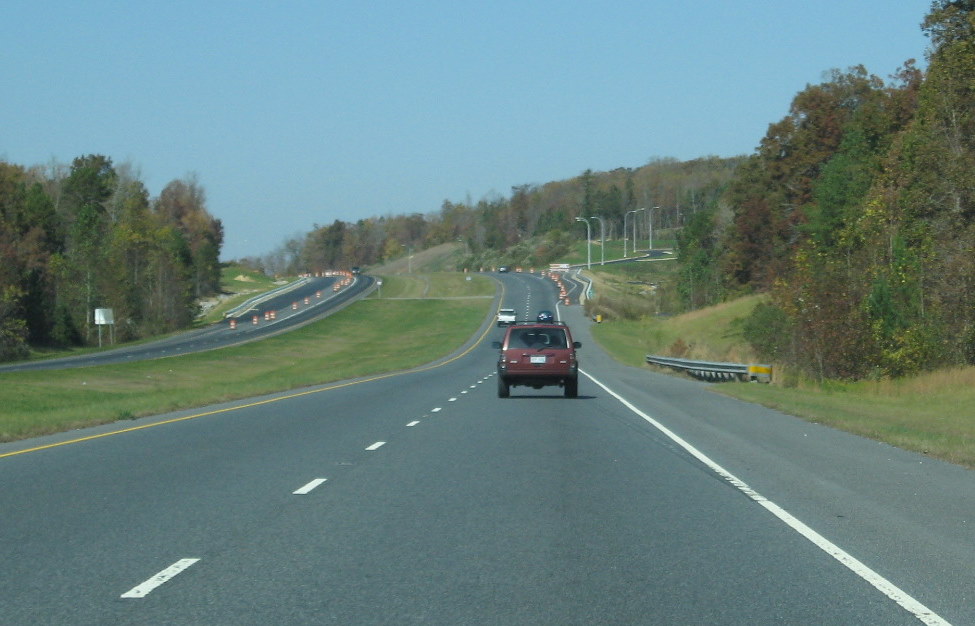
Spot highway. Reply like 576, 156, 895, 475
0, 270, 969, 624
0, 274, 373, 373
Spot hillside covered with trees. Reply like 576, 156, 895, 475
247, 155, 742, 280
722, 1, 975, 380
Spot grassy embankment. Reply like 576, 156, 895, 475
583, 263, 975, 469
0, 271, 495, 443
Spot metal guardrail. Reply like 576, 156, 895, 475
646, 355, 772, 383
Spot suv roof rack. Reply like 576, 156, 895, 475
510, 320, 567, 326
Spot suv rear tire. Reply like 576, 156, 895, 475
564, 377, 578, 398
498, 376, 510, 398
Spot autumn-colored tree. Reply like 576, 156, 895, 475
855, 0, 975, 372
56, 154, 117, 342
0, 162, 63, 348
303, 220, 347, 271
102, 176, 155, 338
723, 67, 893, 292
155, 176, 223, 299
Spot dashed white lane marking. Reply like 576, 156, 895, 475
366, 441, 386, 451
293, 478, 327, 494
449, 397, 457, 402
582, 370, 950, 626
431, 407, 442, 413
407, 420, 420, 427
121, 558, 200, 598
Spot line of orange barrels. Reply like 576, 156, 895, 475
227, 270, 354, 330
485, 264, 573, 306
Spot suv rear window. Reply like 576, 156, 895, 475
508, 327, 567, 349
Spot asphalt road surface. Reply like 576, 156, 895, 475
0, 270, 969, 624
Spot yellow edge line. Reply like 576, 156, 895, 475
1, 286, 503, 460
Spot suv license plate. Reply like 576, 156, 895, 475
530, 355, 547, 364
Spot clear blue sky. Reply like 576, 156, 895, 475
2, 1, 932, 261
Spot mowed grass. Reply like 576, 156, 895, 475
0, 296, 490, 443
591, 294, 764, 367
721, 369, 975, 468
588, 293, 975, 469
371, 272, 494, 299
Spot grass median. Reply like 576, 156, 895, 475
0, 275, 494, 443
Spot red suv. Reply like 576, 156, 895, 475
493, 322, 581, 398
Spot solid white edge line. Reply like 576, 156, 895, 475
366, 441, 385, 451
293, 478, 327, 494
581, 369, 950, 626
120, 558, 200, 599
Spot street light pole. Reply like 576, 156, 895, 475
401, 244, 414, 273
634, 208, 647, 255
574, 217, 591, 269
624, 210, 637, 258
649, 206, 660, 252
590, 215, 605, 265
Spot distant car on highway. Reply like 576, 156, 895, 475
498, 265, 510, 273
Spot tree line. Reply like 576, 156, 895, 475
715, 0, 975, 380
246, 155, 741, 280
0, 155, 222, 360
